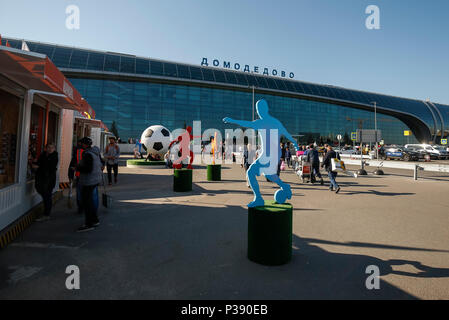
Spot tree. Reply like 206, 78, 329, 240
110, 121, 119, 139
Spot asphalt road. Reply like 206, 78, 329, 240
0, 161, 448, 299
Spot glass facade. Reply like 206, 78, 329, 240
69, 78, 415, 145
3, 37, 448, 144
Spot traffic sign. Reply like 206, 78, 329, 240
337, 134, 342, 141
356, 130, 382, 143
404, 130, 412, 136
442, 139, 448, 145
351, 132, 357, 141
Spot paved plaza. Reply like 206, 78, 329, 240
0, 158, 448, 300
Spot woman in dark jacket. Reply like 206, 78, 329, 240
34, 143, 59, 221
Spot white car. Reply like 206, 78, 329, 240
405, 144, 449, 160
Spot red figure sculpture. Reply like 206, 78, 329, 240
168, 126, 194, 170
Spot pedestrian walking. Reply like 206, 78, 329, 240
34, 143, 59, 221
306, 144, 323, 185
243, 144, 256, 187
285, 147, 292, 168
321, 145, 341, 193
76, 137, 105, 232
104, 137, 120, 185
278, 143, 286, 176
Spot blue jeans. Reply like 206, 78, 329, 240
328, 171, 339, 190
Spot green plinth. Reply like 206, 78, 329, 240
207, 164, 221, 181
248, 200, 293, 266
173, 169, 193, 192
127, 159, 166, 167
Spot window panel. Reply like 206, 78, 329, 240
69, 50, 89, 69
52, 47, 72, 68
177, 65, 191, 79
254, 76, 268, 88
213, 70, 226, 83
224, 72, 237, 84
87, 53, 105, 71
189, 67, 203, 81
274, 79, 287, 91
104, 54, 120, 72
163, 63, 178, 77
265, 78, 278, 90
202, 68, 215, 82
34, 44, 55, 59
235, 73, 248, 86
150, 61, 163, 76
136, 58, 150, 75
120, 57, 136, 74
246, 74, 258, 87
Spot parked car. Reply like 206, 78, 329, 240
335, 146, 357, 155
402, 146, 432, 161
405, 144, 448, 160
431, 145, 449, 160
379, 147, 421, 161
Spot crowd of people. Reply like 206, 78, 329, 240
33, 136, 121, 233
241, 142, 343, 194
32, 135, 346, 230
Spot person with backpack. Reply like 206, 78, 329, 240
104, 137, 120, 185
76, 137, 105, 232
321, 145, 341, 193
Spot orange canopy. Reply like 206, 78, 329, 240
0, 45, 96, 119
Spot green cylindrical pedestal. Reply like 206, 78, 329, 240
207, 164, 221, 181
248, 201, 293, 266
173, 169, 192, 192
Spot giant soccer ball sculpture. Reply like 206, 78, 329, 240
141, 125, 172, 155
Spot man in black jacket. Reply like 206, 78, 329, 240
34, 143, 59, 221
321, 145, 341, 193
306, 144, 323, 185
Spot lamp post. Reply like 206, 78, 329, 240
252, 85, 255, 121
371, 101, 378, 159
371, 101, 384, 175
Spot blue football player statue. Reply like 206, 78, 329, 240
223, 99, 299, 208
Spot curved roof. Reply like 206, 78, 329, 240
3, 37, 448, 143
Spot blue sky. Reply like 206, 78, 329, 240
1, 0, 448, 104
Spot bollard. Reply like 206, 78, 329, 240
207, 164, 221, 181
248, 201, 293, 266
173, 169, 193, 192
414, 164, 424, 181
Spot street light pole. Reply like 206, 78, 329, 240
372, 101, 378, 159
252, 85, 255, 121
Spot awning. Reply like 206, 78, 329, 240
0, 45, 95, 119
75, 116, 102, 128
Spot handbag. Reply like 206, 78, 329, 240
331, 158, 346, 172
280, 161, 286, 171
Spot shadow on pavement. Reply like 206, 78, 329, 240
2, 196, 448, 299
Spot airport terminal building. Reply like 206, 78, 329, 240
3, 37, 449, 146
